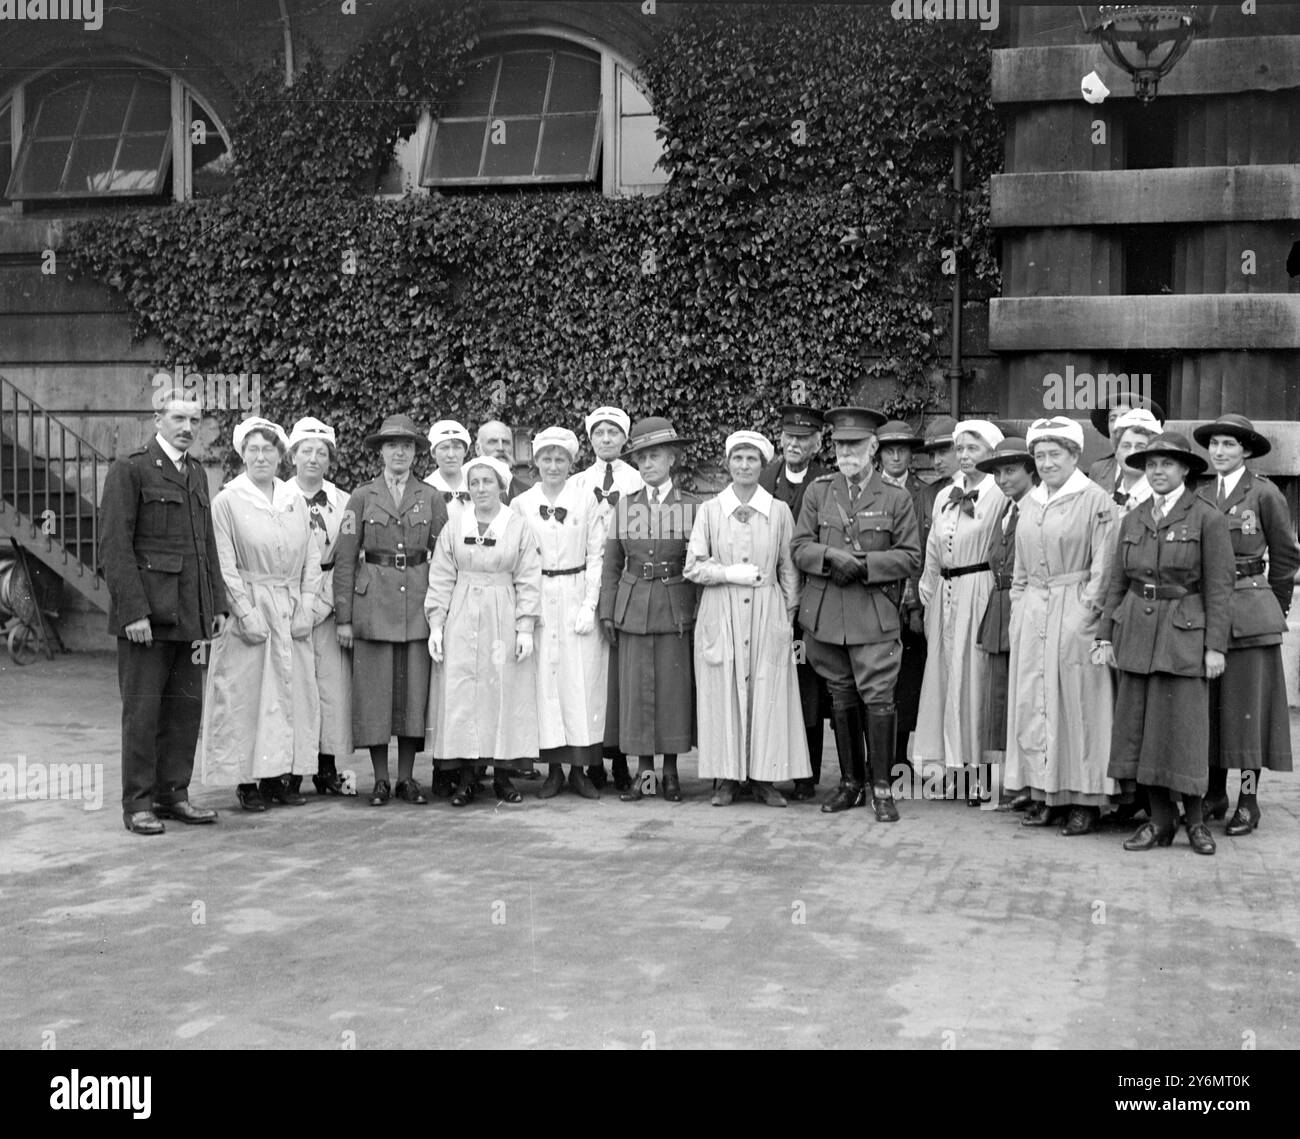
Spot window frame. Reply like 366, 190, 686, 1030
0, 59, 231, 210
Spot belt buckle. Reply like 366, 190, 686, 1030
1140, 583, 1156, 600
393, 552, 407, 570
640, 563, 655, 581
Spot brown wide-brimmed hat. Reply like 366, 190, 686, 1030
875, 420, 924, 449
624, 416, 691, 456
364, 414, 424, 449
1192, 413, 1271, 459
1090, 393, 1165, 440
920, 415, 958, 453
1123, 431, 1208, 477
975, 437, 1034, 473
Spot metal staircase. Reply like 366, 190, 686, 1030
0, 373, 109, 612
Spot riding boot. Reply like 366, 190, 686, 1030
865, 705, 900, 822
821, 704, 865, 813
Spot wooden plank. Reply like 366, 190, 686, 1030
990, 166, 1300, 228
993, 36, 1300, 104
989, 295, 1300, 349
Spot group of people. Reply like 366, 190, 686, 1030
102, 388, 1297, 858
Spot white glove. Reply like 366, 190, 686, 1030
515, 631, 534, 662
574, 603, 595, 635
723, 564, 762, 587
428, 627, 444, 663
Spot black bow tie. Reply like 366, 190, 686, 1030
442, 490, 470, 504
1113, 488, 1128, 507
944, 486, 978, 518
306, 489, 329, 507
463, 535, 496, 547
593, 487, 620, 507
540, 505, 568, 522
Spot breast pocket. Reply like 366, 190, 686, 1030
1162, 524, 1202, 571
139, 486, 184, 538
816, 508, 842, 544
856, 512, 893, 552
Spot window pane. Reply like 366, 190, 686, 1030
125, 80, 171, 133
620, 72, 652, 117
81, 78, 135, 135
548, 53, 600, 114
537, 113, 599, 178
10, 139, 71, 195
444, 57, 498, 118
482, 118, 540, 178
66, 137, 121, 193
426, 119, 487, 181
620, 113, 667, 186
112, 134, 170, 192
36, 87, 86, 136
493, 52, 550, 117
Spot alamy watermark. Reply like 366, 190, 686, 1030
0, 0, 102, 32
892, 0, 999, 32
0, 756, 104, 811
152, 365, 262, 414
1042, 366, 1152, 413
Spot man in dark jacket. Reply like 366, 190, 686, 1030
100, 390, 228, 835
759, 405, 831, 799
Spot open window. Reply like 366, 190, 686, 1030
383, 33, 668, 199
1, 63, 230, 206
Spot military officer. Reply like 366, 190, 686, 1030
759, 405, 832, 799
791, 406, 922, 820
100, 389, 228, 835
874, 420, 928, 773
334, 414, 450, 805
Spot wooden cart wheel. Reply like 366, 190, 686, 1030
7, 622, 40, 666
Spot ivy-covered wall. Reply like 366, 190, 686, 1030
70, 0, 1001, 490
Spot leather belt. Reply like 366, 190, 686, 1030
1235, 557, 1266, 578
320, 561, 335, 572
542, 564, 585, 577
626, 559, 684, 582
364, 550, 428, 569
1129, 581, 1189, 601
940, 562, 990, 580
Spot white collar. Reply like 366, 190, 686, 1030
226, 471, 288, 511
458, 502, 511, 542
1219, 466, 1246, 496
155, 434, 186, 466
783, 464, 810, 484
1029, 467, 1092, 505
1153, 483, 1186, 514
719, 484, 772, 517
427, 468, 463, 492
645, 478, 673, 499
1122, 475, 1152, 504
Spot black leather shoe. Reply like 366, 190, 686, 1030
368, 780, 391, 806
620, 769, 655, 801
1202, 793, 1230, 822
821, 781, 864, 814
395, 779, 428, 804
152, 801, 218, 825
1225, 804, 1261, 836
493, 776, 522, 803
1060, 806, 1100, 837
260, 777, 307, 806
235, 784, 267, 812
789, 778, 817, 801
568, 767, 600, 800
537, 768, 565, 799
661, 771, 682, 802
711, 779, 739, 807
1186, 821, 1217, 855
610, 755, 632, 792
123, 810, 165, 835
871, 785, 900, 822
450, 778, 475, 807
586, 763, 608, 790
428, 770, 455, 798
1020, 801, 1057, 827
1123, 822, 1176, 851
312, 771, 345, 795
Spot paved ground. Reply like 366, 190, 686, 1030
2, 652, 1297, 1050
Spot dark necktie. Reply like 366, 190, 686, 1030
602, 463, 614, 493
650, 486, 661, 505
540, 505, 567, 522
945, 486, 977, 518
442, 490, 469, 504
1113, 487, 1128, 508
1216, 478, 1227, 509
1002, 500, 1017, 534
848, 479, 862, 507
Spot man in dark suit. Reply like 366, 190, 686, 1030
916, 414, 960, 528
792, 407, 922, 821
476, 419, 530, 503
759, 405, 830, 799
100, 390, 228, 835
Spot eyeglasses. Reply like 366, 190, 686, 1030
244, 446, 281, 459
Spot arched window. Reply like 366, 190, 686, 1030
381, 32, 667, 199
1, 63, 230, 204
